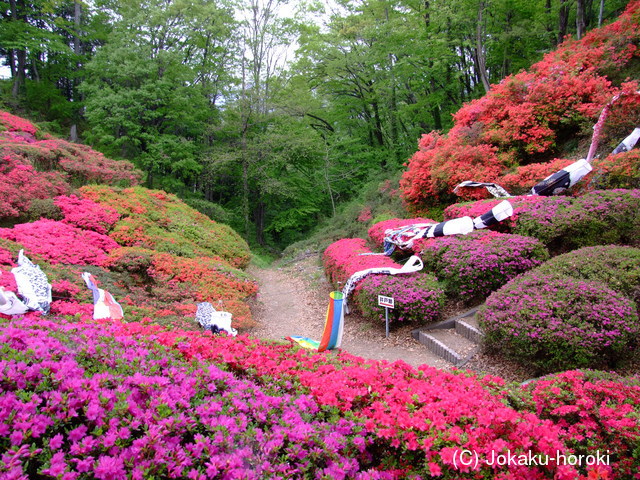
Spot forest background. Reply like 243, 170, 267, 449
0, 0, 629, 253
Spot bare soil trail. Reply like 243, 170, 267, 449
247, 254, 451, 369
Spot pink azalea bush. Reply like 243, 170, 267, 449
354, 273, 444, 324
323, 238, 401, 286
0, 111, 38, 136
54, 195, 120, 234
367, 217, 436, 247
512, 370, 640, 478
479, 273, 639, 373
0, 219, 119, 265
416, 230, 548, 301
444, 189, 640, 252
0, 314, 382, 479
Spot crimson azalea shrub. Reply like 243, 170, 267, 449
354, 273, 444, 325
81, 185, 251, 269
512, 370, 640, 478
0, 315, 382, 479
323, 238, 401, 286
479, 273, 640, 374
581, 150, 640, 191
367, 217, 436, 247
400, 0, 640, 210
534, 245, 640, 307
0, 219, 119, 265
416, 230, 548, 301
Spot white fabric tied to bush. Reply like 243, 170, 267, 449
342, 255, 424, 314
11, 250, 52, 315
196, 302, 237, 336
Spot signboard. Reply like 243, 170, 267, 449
378, 295, 394, 309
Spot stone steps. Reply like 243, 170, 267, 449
412, 306, 484, 366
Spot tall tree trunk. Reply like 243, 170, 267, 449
576, 0, 586, 39
558, 0, 570, 44
475, 0, 491, 93
598, 0, 604, 26
10, 0, 26, 98
70, 0, 82, 142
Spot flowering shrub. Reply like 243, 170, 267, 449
513, 189, 640, 251
512, 370, 640, 478
0, 219, 119, 265
367, 217, 436, 247
0, 153, 71, 219
499, 158, 575, 195
479, 273, 640, 373
354, 273, 444, 324
323, 238, 402, 286
104, 247, 258, 328
54, 195, 120, 234
114, 321, 590, 479
582, 149, 640, 191
445, 190, 640, 252
416, 230, 548, 301
534, 245, 640, 306
0, 111, 37, 136
0, 315, 381, 479
81, 185, 251, 268
400, 0, 640, 209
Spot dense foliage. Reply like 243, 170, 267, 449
479, 273, 639, 373
401, 0, 640, 210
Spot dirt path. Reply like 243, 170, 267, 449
247, 255, 451, 369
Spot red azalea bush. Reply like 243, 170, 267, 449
367, 217, 436, 247
0, 219, 119, 265
354, 273, 444, 325
400, 0, 640, 210
54, 195, 120, 234
416, 230, 548, 301
479, 273, 640, 374
512, 370, 640, 478
582, 149, 640, 191
499, 158, 575, 195
323, 238, 401, 286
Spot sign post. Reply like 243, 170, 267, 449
377, 295, 395, 338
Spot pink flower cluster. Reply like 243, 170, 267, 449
0, 111, 37, 136
54, 195, 120, 234
0, 219, 119, 265
517, 370, 640, 477
323, 238, 401, 286
415, 230, 549, 301
0, 315, 380, 479
0, 153, 71, 218
115, 321, 590, 478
